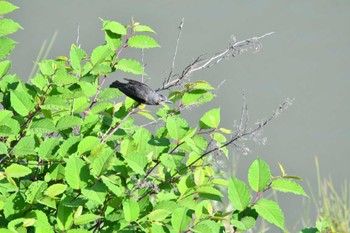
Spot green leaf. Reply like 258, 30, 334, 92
231, 216, 256, 231
81, 182, 107, 205
0, 37, 16, 59
115, 59, 145, 75
91, 45, 112, 66
248, 158, 271, 192
57, 203, 74, 231
0, 1, 18, 15
123, 199, 140, 222
0, 60, 11, 78
5, 163, 31, 178
74, 214, 102, 225
192, 220, 221, 233
38, 60, 55, 76
70, 44, 87, 74
38, 137, 60, 160
102, 20, 126, 35
253, 198, 284, 230
41, 95, 69, 111
91, 147, 114, 177
0, 141, 8, 155
171, 208, 192, 232
166, 116, 189, 141
299, 228, 319, 233
148, 209, 171, 222
134, 25, 156, 34
124, 151, 147, 175
31, 74, 47, 89
128, 35, 160, 49
97, 87, 122, 101
196, 186, 223, 197
77, 136, 100, 154
0, 19, 22, 36
182, 89, 207, 106
65, 156, 88, 190
56, 116, 83, 131
52, 73, 78, 86
10, 89, 35, 116
45, 183, 67, 198
25, 181, 47, 204
30, 118, 56, 134
101, 175, 123, 196
271, 179, 308, 196
199, 108, 220, 129
228, 177, 251, 211
13, 136, 36, 157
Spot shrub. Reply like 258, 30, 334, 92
0, 2, 308, 232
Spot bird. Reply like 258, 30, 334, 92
110, 78, 172, 105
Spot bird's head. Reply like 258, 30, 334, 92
153, 93, 172, 105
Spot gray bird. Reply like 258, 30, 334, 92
110, 78, 172, 105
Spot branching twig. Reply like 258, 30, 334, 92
157, 32, 274, 91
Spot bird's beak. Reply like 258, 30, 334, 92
165, 99, 173, 104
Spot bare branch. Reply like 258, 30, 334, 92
157, 32, 275, 91
164, 18, 185, 87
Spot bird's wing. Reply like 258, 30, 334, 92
124, 78, 155, 92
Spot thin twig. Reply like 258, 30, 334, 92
164, 18, 185, 87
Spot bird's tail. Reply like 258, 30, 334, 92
110, 80, 122, 89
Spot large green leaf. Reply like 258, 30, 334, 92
0, 18, 22, 36
65, 156, 89, 190
123, 199, 140, 222
0, 1, 18, 15
182, 89, 207, 106
248, 158, 271, 192
91, 45, 112, 66
124, 151, 147, 175
30, 118, 56, 134
0, 37, 16, 59
70, 44, 87, 74
74, 214, 102, 225
199, 108, 220, 129
91, 147, 114, 177
253, 198, 285, 230
45, 183, 67, 198
81, 182, 107, 205
25, 181, 47, 204
77, 136, 100, 154
128, 35, 160, 49
102, 19, 126, 35
57, 203, 74, 231
271, 179, 307, 196
10, 89, 35, 116
231, 216, 256, 231
56, 116, 83, 131
166, 116, 189, 141
115, 59, 144, 75
171, 208, 192, 232
5, 163, 32, 178
228, 177, 251, 211
38, 137, 60, 160
12, 136, 36, 157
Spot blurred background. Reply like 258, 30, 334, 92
9, 0, 350, 231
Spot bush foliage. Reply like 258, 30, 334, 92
0, 2, 312, 232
